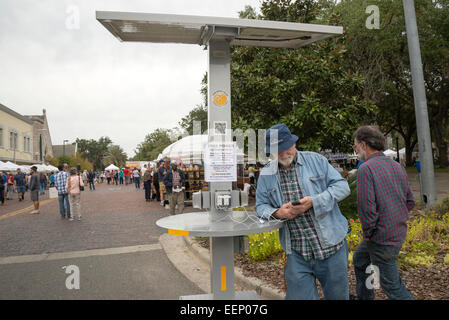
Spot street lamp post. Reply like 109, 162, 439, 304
63, 139, 69, 157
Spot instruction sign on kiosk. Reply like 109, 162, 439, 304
204, 142, 237, 182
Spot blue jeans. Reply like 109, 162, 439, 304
134, 178, 140, 189
58, 193, 71, 217
89, 181, 95, 191
144, 181, 151, 200
353, 240, 413, 300
40, 183, 46, 194
285, 240, 349, 300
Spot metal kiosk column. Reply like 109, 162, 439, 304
96, 11, 343, 300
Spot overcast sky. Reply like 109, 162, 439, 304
0, 0, 262, 157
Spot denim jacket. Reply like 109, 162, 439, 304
255, 151, 350, 255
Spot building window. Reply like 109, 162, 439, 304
9, 131, 18, 150
0, 127, 3, 148
23, 136, 31, 153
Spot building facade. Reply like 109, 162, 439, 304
0, 103, 35, 164
25, 108, 54, 163
53, 143, 78, 158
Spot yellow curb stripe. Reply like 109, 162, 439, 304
167, 229, 189, 237
221, 266, 226, 291
0, 198, 56, 220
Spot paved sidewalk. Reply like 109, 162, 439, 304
0, 182, 204, 299
407, 172, 449, 203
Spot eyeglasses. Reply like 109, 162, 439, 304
352, 141, 362, 151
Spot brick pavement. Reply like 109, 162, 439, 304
0, 181, 191, 257
0, 181, 206, 299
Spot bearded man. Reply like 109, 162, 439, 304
352, 125, 414, 300
255, 123, 351, 300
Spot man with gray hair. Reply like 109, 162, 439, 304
352, 125, 414, 300
255, 123, 351, 300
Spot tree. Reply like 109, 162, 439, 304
75, 137, 113, 170
230, 0, 376, 153
333, 0, 449, 167
133, 128, 174, 160
178, 104, 208, 135
102, 145, 127, 168
48, 153, 93, 171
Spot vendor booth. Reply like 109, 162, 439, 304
159, 134, 247, 204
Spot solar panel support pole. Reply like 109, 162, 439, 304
207, 36, 236, 300
402, 0, 436, 206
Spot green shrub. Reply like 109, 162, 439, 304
346, 219, 363, 252
339, 174, 358, 220
348, 251, 354, 266
400, 251, 435, 268
432, 192, 449, 217
247, 230, 283, 261
444, 254, 449, 265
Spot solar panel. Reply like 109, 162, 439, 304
96, 11, 343, 48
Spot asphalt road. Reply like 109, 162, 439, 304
0, 182, 203, 299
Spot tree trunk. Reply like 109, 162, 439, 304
432, 114, 449, 168
402, 133, 417, 167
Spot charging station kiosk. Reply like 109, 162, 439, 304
96, 11, 343, 299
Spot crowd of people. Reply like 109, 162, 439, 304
1, 167, 52, 206
1, 161, 188, 217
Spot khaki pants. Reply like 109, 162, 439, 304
159, 182, 166, 201
69, 193, 81, 219
169, 191, 184, 215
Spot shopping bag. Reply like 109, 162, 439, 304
49, 187, 58, 199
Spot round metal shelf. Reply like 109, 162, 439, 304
156, 211, 284, 237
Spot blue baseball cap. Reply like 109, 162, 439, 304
266, 124, 298, 154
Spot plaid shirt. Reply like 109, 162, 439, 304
357, 152, 415, 247
54, 171, 69, 194
279, 155, 344, 261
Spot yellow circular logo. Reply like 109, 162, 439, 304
213, 91, 228, 106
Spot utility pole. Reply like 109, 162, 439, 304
402, 0, 436, 206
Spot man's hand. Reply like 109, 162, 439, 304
293, 196, 313, 213
273, 203, 299, 220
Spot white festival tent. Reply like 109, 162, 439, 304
0, 161, 31, 173
105, 164, 119, 171
31, 164, 53, 172
160, 135, 245, 164
46, 165, 59, 172
384, 148, 406, 159
383, 149, 397, 158
0, 162, 18, 171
